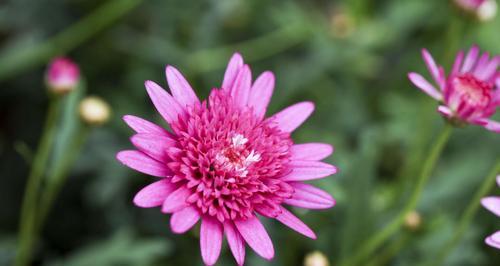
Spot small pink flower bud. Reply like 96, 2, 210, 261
45, 57, 80, 95
453, 0, 497, 21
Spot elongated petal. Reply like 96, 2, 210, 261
281, 161, 337, 181
171, 206, 200, 233
284, 182, 335, 209
408, 72, 443, 100
162, 186, 191, 213
276, 207, 316, 239
222, 53, 244, 91
165, 66, 199, 108
485, 231, 500, 249
231, 65, 252, 107
248, 71, 275, 119
461, 45, 479, 73
116, 150, 172, 177
451, 51, 464, 76
290, 143, 333, 161
131, 133, 176, 162
270, 102, 314, 133
123, 115, 169, 136
476, 56, 499, 81
234, 216, 274, 260
475, 119, 500, 133
481, 196, 500, 217
145, 80, 185, 124
134, 179, 176, 207
200, 217, 223, 266
224, 221, 246, 266
422, 49, 444, 89
437, 105, 453, 118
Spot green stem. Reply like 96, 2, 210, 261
0, 0, 144, 81
341, 123, 453, 266
15, 98, 62, 266
37, 127, 89, 231
434, 159, 500, 265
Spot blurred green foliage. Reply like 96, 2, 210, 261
0, 0, 499, 265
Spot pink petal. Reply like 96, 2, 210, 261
461, 45, 479, 73
481, 196, 500, 217
133, 179, 176, 208
422, 49, 444, 89
230, 65, 252, 107
477, 56, 499, 81
472, 52, 490, 77
234, 216, 274, 260
270, 101, 314, 133
476, 119, 500, 133
437, 105, 453, 118
170, 206, 200, 234
200, 217, 223, 266
408, 72, 443, 101
275, 206, 316, 239
222, 53, 244, 91
248, 71, 275, 119
485, 231, 500, 249
497, 175, 500, 187
451, 51, 464, 76
116, 150, 172, 177
145, 80, 185, 124
165, 65, 200, 108
130, 133, 176, 162
224, 221, 246, 266
161, 186, 191, 213
290, 143, 333, 161
284, 182, 335, 209
123, 115, 169, 136
281, 161, 337, 181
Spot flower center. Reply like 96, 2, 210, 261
215, 134, 261, 179
450, 74, 493, 107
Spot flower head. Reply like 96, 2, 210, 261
481, 175, 500, 249
453, 0, 498, 21
117, 53, 337, 265
408, 45, 499, 133
45, 57, 80, 95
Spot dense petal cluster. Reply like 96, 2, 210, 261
117, 53, 337, 265
481, 176, 500, 249
408, 45, 499, 133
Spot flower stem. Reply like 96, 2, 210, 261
15, 98, 62, 266
434, 159, 500, 265
341, 123, 453, 266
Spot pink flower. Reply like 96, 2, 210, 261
45, 57, 80, 94
117, 53, 337, 265
408, 45, 499, 133
481, 175, 500, 249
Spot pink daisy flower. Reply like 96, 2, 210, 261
408, 45, 500, 133
481, 175, 500, 249
117, 53, 337, 265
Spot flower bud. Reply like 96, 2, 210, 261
304, 251, 329, 266
404, 210, 422, 231
45, 57, 80, 95
453, 0, 497, 21
79, 96, 111, 126
329, 9, 355, 38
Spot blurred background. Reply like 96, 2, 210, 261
0, 0, 499, 265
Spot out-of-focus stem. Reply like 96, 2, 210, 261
15, 98, 62, 266
341, 123, 453, 266
0, 0, 144, 81
37, 127, 89, 230
434, 159, 500, 265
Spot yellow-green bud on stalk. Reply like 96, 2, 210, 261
404, 210, 422, 231
304, 251, 330, 266
79, 96, 111, 126
45, 57, 80, 95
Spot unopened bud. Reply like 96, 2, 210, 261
45, 57, 80, 95
304, 251, 329, 266
330, 9, 355, 38
453, 0, 497, 21
404, 210, 422, 231
79, 96, 111, 126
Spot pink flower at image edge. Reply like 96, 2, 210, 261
481, 176, 500, 249
408, 45, 499, 133
116, 53, 337, 265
